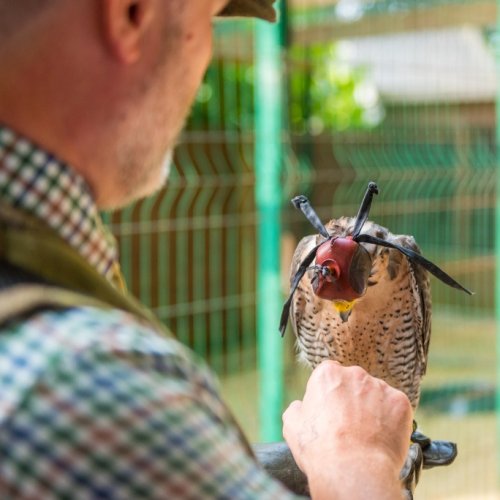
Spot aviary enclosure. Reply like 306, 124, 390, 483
105, 1, 499, 497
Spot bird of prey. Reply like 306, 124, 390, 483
280, 182, 472, 410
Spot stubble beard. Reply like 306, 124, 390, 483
114, 105, 189, 209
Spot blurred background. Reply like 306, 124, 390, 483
104, 1, 498, 498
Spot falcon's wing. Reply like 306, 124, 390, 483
384, 233, 432, 376
288, 233, 320, 339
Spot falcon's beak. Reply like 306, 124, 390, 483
333, 300, 356, 323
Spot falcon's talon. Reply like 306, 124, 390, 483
421, 439, 458, 469
411, 429, 431, 449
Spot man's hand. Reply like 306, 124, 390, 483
282, 360, 413, 500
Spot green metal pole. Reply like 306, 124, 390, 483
255, 2, 285, 442
496, 0, 500, 485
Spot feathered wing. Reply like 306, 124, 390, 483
388, 233, 432, 378
373, 230, 431, 407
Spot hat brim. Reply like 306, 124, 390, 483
218, 0, 277, 22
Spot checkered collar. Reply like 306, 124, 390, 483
0, 124, 119, 282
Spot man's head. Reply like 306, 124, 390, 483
0, 0, 275, 209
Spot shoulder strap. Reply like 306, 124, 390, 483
0, 258, 50, 290
0, 203, 169, 335
0, 284, 121, 326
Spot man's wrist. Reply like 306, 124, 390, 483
306, 449, 403, 500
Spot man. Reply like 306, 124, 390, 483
0, 0, 412, 498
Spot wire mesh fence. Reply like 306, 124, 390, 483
106, 1, 498, 497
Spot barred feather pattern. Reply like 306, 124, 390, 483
289, 217, 431, 410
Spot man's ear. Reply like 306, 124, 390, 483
101, 0, 155, 64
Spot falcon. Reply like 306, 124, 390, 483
280, 182, 472, 410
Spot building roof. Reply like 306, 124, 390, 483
338, 27, 496, 103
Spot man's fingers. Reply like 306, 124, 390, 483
282, 399, 302, 424
282, 400, 306, 472
282, 400, 302, 445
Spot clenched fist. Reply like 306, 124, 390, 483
283, 360, 413, 499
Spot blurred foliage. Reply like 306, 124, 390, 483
188, 43, 383, 133
288, 44, 383, 133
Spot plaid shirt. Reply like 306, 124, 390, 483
0, 125, 295, 499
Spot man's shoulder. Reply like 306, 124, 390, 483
2, 305, 182, 357
0, 305, 215, 395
